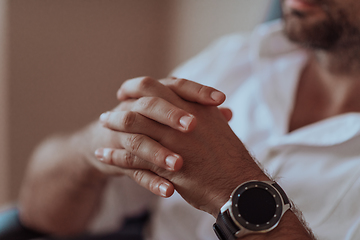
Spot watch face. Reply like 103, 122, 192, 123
230, 181, 283, 232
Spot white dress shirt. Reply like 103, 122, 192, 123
90, 20, 360, 240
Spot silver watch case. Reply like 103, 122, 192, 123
220, 180, 291, 238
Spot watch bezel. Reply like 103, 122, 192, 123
229, 181, 284, 232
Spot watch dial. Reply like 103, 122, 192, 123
237, 188, 276, 224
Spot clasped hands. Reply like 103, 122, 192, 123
94, 76, 266, 217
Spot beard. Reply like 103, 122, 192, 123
282, 2, 360, 51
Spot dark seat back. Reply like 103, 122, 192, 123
0, 207, 46, 240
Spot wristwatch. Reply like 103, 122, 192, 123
213, 180, 291, 240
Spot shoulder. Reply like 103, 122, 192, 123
170, 33, 251, 86
171, 20, 302, 84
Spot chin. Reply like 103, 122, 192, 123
282, 10, 341, 50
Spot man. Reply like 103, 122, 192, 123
19, 0, 360, 239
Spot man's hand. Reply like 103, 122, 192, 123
95, 77, 315, 240
96, 76, 267, 217
90, 77, 232, 198
18, 76, 229, 235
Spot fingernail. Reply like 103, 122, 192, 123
159, 183, 169, 197
165, 155, 178, 170
211, 91, 225, 102
99, 112, 110, 123
179, 115, 194, 130
95, 148, 104, 161
95, 148, 113, 162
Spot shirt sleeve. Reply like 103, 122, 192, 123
170, 33, 251, 94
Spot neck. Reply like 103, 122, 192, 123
313, 43, 360, 77
288, 49, 360, 132
305, 49, 360, 112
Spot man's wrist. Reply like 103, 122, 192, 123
67, 123, 109, 184
213, 180, 315, 240
238, 211, 315, 240
213, 179, 292, 240
209, 146, 271, 217
210, 172, 270, 218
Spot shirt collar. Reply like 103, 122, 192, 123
271, 113, 360, 147
249, 20, 360, 147
249, 20, 301, 61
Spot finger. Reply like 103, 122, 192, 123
94, 148, 175, 197
100, 110, 166, 136
117, 76, 177, 103
101, 99, 196, 132
114, 99, 136, 111
133, 97, 196, 131
219, 107, 233, 122
95, 148, 154, 170
160, 77, 226, 106
103, 132, 183, 171
123, 169, 175, 198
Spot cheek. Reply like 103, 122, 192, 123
347, 4, 360, 22
334, 7, 360, 35
330, 0, 360, 22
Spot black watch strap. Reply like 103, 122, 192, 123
213, 210, 239, 240
272, 182, 290, 206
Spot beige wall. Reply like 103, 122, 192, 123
7, 0, 172, 201
168, 0, 269, 68
0, 0, 269, 203
0, 1, 9, 205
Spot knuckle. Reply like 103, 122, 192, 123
126, 134, 144, 153
123, 151, 135, 168
121, 111, 136, 130
132, 170, 145, 184
149, 176, 162, 192
152, 147, 165, 165
172, 78, 187, 88
197, 85, 209, 96
138, 76, 156, 90
137, 96, 159, 111
165, 107, 178, 122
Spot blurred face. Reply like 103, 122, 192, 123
281, 0, 360, 50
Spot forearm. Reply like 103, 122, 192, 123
208, 156, 315, 240
19, 123, 108, 236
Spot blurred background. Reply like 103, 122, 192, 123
0, 0, 272, 205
